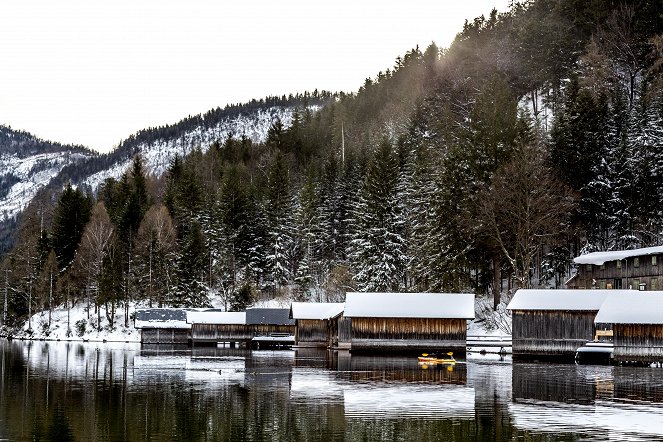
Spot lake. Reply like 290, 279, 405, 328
1, 340, 663, 441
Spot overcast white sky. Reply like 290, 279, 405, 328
0, 1, 510, 153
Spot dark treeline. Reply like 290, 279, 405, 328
2, 0, 663, 330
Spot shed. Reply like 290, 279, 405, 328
570, 246, 663, 290
594, 291, 663, 363
188, 311, 250, 344
290, 302, 344, 348
507, 289, 629, 358
245, 308, 296, 347
134, 308, 191, 344
342, 292, 475, 354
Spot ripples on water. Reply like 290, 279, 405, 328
1, 341, 663, 441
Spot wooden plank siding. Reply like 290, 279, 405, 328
349, 318, 467, 353
512, 310, 597, 357
191, 324, 254, 343
141, 328, 190, 344
570, 254, 663, 290
613, 324, 663, 362
295, 319, 331, 347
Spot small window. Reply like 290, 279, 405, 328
652, 278, 658, 290
632, 279, 639, 290
634, 257, 640, 268
600, 264, 605, 270
586, 264, 593, 272
653, 256, 658, 266
616, 260, 622, 269
599, 280, 606, 289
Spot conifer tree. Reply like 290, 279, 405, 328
350, 138, 406, 291
51, 183, 92, 271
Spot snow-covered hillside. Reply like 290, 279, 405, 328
0, 151, 93, 219
85, 106, 304, 189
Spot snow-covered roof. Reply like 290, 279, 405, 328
595, 291, 663, 324
343, 293, 475, 319
574, 246, 663, 265
290, 302, 344, 320
187, 311, 246, 325
506, 289, 634, 311
134, 308, 191, 329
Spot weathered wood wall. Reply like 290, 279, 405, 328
253, 324, 296, 336
613, 324, 663, 362
349, 318, 467, 353
571, 254, 663, 289
337, 317, 352, 349
512, 310, 597, 356
141, 328, 189, 344
191, 324, 254, 342
296, 319, 330, 347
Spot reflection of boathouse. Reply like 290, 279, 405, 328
594, 291, 663, 363
134, 309, 191, 344
289, 302, 344, 348
507, 290, 623, 358
342, 292, 474, 354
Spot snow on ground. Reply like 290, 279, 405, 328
7, 294, 511, 344
13, 301, 141, 342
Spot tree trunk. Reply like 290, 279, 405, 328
492, 255, 501, 310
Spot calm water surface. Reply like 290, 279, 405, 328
1, 340, 663, 441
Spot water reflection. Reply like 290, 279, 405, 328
1, 340, 663, 441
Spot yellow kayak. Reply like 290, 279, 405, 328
417, 352, 455, 364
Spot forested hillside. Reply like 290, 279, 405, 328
2, 0, 662, 329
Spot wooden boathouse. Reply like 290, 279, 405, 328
507, 289, 630, 359
594, 291, 663, 363
188, 311, 248, 344
134, 308, 191, 344
289, 302, 344, 348
246, 308, 296, 347
342, 292, 474, 354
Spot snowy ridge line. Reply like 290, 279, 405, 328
84, 106, 301, 191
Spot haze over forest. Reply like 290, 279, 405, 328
1, 0, 662, 329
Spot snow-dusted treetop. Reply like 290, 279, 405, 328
573, 246, 663, 266
187, 311, 246, 325
289, 302, 344, 320
595, 291, 663, 324
507, 289, 634, 311
344, 293, 475, 319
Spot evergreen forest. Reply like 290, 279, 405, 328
2, 0, 663, 328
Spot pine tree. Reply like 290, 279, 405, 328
350, 138, 406, 291
264, 151, 295, 294
51, 183, 92, 271
173, 220, 210, 308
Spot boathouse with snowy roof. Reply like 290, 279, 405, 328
341, 292, 475, 354
507, 289, 633, 358
568, 246, 663, 291
134, 308, 191, 344
594, 291, 663, 363
188, 310, 250, 344
290, 302, 344, 348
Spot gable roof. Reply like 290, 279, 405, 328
290, 302, 344, 320
187, 311, 246, 325
595, 291, 663, 324
134, 308, 191, 329
245, 308, 295, 325
506, 289, 633, 311
574, 246, 663, 266
343, 292, 474, 319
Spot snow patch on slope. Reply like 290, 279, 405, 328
0, 151, 92, 219
85, 106, 302, 190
